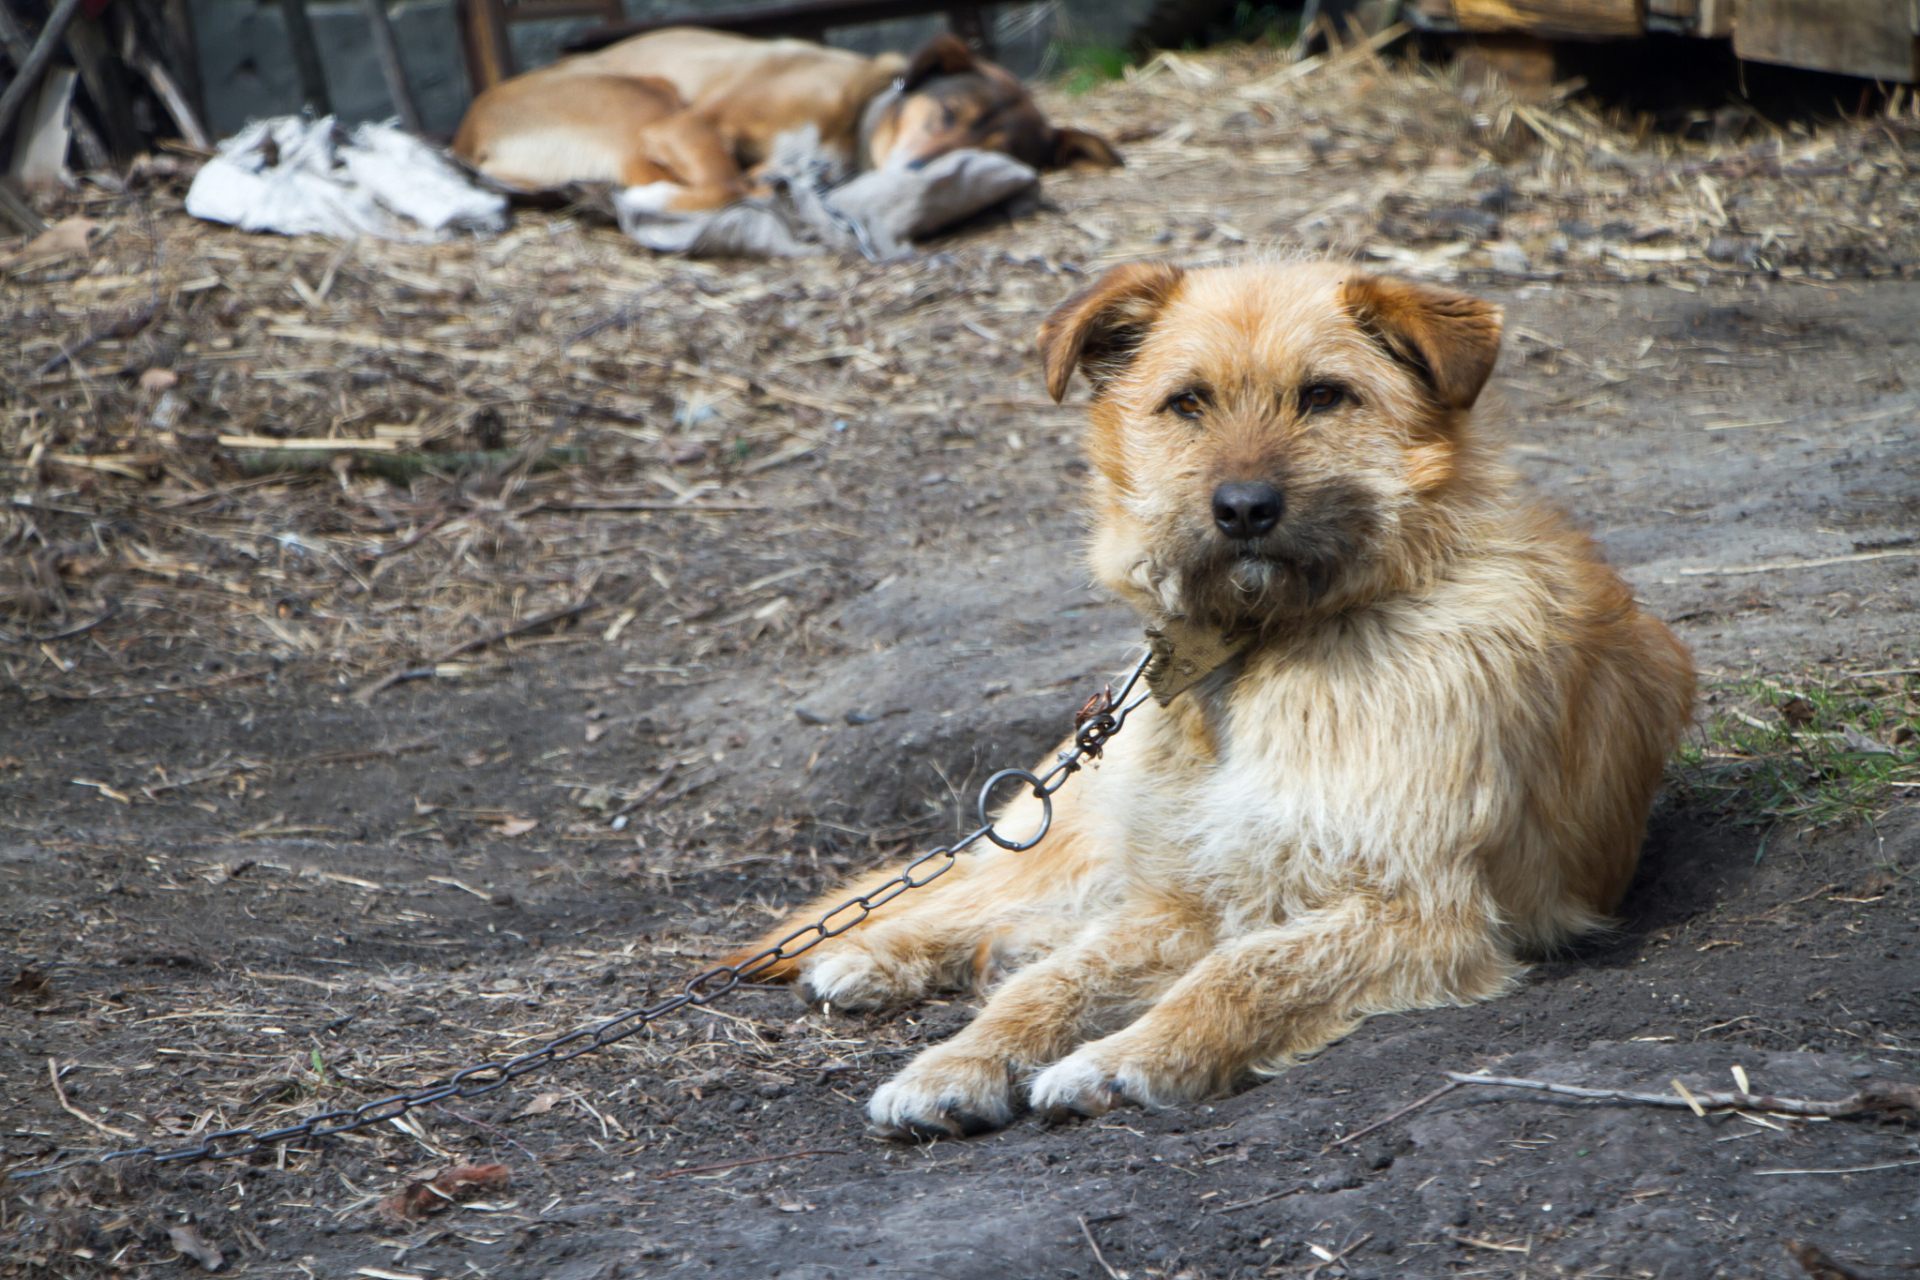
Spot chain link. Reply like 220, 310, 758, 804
10, 652, 1153, 1182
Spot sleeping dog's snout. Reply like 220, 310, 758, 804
1212, 481, 1283, 540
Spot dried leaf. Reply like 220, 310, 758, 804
4, 217, 97, 268
511, 1092, 561, 1120
168, 1224, 225, 1271
379, 1163, 511, 1221
493, 817, 537, 837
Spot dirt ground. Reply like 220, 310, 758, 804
5, 41, 1920, 1280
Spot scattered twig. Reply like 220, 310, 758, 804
300, 736, 438, 766
654, 1149, 849, 1178
1756, 1157, 1920, 1177
354, 599, 599, 701
532, 499, 768, 514
1214, 1184, 1304, 1213
0, 602, 116, 645
47, 1056, 137, 1139
1680, 549, 1920, 577
1328, 1079, 1463, 1149
1306, 1231, 1375, 1276
1076, 1214, 1123, 1280
1445, 1071, 1920, 1119
35, 300, 158, 376
608, 763, 679, 820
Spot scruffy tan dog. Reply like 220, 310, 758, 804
729, 260, 1694, 1138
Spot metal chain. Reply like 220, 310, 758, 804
10, 651, 1154, 1181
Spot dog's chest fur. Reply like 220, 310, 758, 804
1077, 550, 1561, 935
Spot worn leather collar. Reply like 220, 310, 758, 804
1142, 617, 1251, 706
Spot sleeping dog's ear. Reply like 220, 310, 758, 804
1037, 261, 1185, 402
900, 34, 979, 91
1051, 126, 1124, 169
1343, 274, 1504, 412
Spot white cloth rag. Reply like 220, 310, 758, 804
185, 116, 508, 242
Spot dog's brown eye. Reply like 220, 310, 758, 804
1302, 383, 1345, 413
1168, 392, 1205, 420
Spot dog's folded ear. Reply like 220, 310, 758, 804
1051, 127, 1124, 169
901, 34, 979, 91
1037, 261, 1185, 402
1344, 275, 1504, 412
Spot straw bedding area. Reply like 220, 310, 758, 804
4, 36, 1916, 698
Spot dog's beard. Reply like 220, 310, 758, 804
1155, 485, 1382, 631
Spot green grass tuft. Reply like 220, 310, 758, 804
1682, 671, 1920, 828
1054, 42, 1132, 95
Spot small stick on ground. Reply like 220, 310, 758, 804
609, 763, 679, 820
1215, 1184, 1303, 1213
1076, 1214, 1123, 1280
1445, 1072, 1920, 1119
354, 599, 598, 701
47, 1057, 137, 1140
1328, 1079, 1463, 1149
654, 1149, 850, 1178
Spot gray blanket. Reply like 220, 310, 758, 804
612, 127, 1041, 260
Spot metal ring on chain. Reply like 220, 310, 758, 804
976, 768, 1053, 851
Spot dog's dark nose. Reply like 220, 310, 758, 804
1212, 482, 1283, 540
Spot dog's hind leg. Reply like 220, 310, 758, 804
866, 894, 1216, 1137
1026, 892, 1521, 1117
628, 112, 754, 212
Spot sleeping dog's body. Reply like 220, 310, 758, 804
729, 261, 1694, 1137
453, 30, 1120, 212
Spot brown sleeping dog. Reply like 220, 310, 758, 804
728, 260, 1695, 1137
452, 30, 1121, 213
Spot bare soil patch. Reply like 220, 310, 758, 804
4, 42, 1919, 1280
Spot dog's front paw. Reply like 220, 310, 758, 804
869, 1047, 1022, 1140
1027, 1040, 1172, 1118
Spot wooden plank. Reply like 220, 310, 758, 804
359, 0, 425, 134
1695, 0, 1733, 35
63, 10, 141, 158
0, 0, 86, 146
279, 0, 332, 114
1449, 0, 1642, 37
1733, 0, 1917, 81
456, 0, 513, 93
159, 0, 208, 129
565, 0, 1010, 54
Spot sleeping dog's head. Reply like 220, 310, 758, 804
864, 35, 1123, 173
1038, 261, 1507, 634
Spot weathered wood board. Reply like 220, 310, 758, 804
1448, 0, 1644, 36
1733, 0, 1919, 81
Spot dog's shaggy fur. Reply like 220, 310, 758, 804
728, 261, 1695, 1138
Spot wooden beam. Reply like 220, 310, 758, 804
458, 0, 514, 92
64, 10, 140, 157
279, 0, 332, 115
1733, 0, 1918, 82
159, 0, 208, 129
565, 0, 1012, 54
360, 0, 425, 133
1449, 0, 1642, 39
0, 0, 108, 168
0, 0, 85, 145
